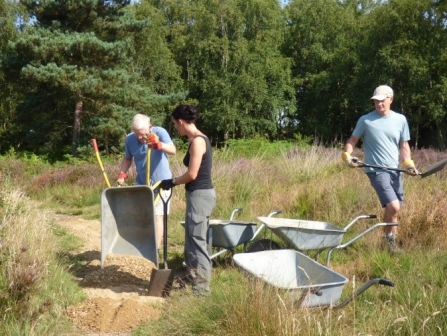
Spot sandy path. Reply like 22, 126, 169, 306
53, 214, 165, 335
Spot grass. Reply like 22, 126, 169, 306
0, 177, 85, 336
1, 140, 447, 335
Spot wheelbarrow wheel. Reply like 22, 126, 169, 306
247, 239, 281, 253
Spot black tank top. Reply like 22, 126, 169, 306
183, 135, 213, 191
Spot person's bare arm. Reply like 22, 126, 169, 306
399, 141, 411, 162
344, 135, 359, 154
159, 142, 176, 155
119, 157, 132, 173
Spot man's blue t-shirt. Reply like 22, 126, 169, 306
352, 110, 410, 173
124, 126, 173, 185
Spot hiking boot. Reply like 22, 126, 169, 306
384, 234, 404, 254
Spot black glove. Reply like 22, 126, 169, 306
160, 179, 175, 190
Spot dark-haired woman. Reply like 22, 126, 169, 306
160, 105, 216, 296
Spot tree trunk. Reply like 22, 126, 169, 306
436, 122, 445, 151
71, 99, 82, 157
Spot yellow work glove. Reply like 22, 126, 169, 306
341, 152, 359, 168
401, 159, 419, 176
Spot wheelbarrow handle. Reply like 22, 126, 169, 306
267, 210, 282, 217
326, 222, 398, 266
343, 214, 378, 231
379, 279, 395, 287
92, 139, 111, 188
385, 222, 398, 226
332, 278, 395, 310
229, 208, 243, 220
250, 210, 282, 243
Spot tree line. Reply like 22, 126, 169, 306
1, 0, 447, 159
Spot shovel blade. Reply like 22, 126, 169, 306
420, 158, 447, 179
148, 269, 175, 297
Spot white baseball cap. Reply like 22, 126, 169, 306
371, 85, 394, 100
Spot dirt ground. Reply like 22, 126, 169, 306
54, 214, 169, 335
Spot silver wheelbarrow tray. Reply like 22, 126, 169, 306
233, 249, 348, 307
256, 217, 346, 250
180, 209, 281, 260
233, 249, 395, 309
206, 220, 258, 249
101, 185, 158, 268
256, 215, 397, 266
181, 208, 257, 249
180, 219, 258, 259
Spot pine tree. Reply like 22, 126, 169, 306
4, 0, 183, 157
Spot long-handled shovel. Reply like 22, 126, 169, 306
147, 188, 175, 297
353, 158, 447, 179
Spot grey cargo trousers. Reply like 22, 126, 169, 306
184, 188, 216, 295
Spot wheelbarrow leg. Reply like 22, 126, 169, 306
207, 225, 213, 256
311, 249, 322, 262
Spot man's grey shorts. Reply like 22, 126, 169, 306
135, 183, 171, 216
367, 171, 403, 207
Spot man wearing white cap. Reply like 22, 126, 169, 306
341, 85, 418, 253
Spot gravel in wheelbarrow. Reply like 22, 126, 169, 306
233, 249, 394, 309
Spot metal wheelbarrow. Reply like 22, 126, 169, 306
233, 249, 395, 309
254, 215, 397, 266
180, 209, 282, 260
100, 185, 158, 268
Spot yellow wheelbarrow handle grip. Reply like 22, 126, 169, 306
92, 139, 111, 188
151, 180, 161, 204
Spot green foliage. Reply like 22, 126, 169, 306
0, 0, 23, 153
4, 0, 447, 154
284, 0, 364, 141
2, 0, 185, 157
221, 137, 311, 159
0, 148, 52, 176
358, 0, 447, 149
152, 0, 296, 143
2, 147, 447, 334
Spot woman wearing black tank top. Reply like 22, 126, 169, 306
160, 105, 216, 296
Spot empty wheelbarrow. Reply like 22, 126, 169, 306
233, 249, 395, 309
101, 185, 158, 268
180, 209, 281, 260
254, 215, 397, 266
